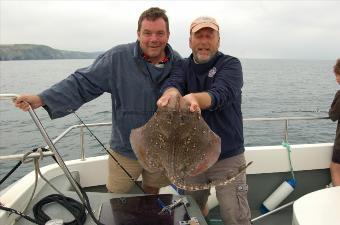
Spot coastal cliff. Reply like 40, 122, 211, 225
0, 44, 102, 61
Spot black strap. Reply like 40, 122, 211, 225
0, 204, 43, 225
0, 147, 53, 186
0, 161, 22, 185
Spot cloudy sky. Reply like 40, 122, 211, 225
1, 0, 339, 60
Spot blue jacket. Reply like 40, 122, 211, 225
162, 52, 244, 159
39, 41, 181, 159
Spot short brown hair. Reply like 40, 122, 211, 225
334, 59, 340, 75
137, 7, 169, 32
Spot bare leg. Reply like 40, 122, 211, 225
330, 162, 340, 186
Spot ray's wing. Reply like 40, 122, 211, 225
175, 110, 221, 177
130, 94, 221, 179
130, 106, 177, 173
130, 115, 163, 173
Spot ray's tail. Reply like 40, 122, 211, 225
169, 161, 253, 191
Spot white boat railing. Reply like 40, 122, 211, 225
0, 93, 330, 162
244, 116, 330, 143
0, 117, 330, 162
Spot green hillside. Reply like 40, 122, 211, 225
0, 44, 102, 60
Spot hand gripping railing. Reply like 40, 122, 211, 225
0, 93, 87, 205
0, 93, 111, 161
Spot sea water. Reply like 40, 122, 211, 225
0, 58, 337, 188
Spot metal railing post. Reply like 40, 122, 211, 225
284, 119, 289, 142
80, 127, 85, 161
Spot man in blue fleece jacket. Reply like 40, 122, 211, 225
14, 7, 181, 194
158, 16, 251, 225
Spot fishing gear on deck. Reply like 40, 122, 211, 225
0, 147, 52, 186
1, 194, 87, 225
72, 112, 146, 194
33, 194, 86, 225
260, 140, 296, 214
0, 204, 43, 225
24, 106, 104, 225
72, 111, 168, 211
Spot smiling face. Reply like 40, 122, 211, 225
137, 18, 169, 64
189, 27, 220, 64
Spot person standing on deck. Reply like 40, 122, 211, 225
329, 58, 340, 186
14, 7, 181, 194
157, 16, 251, 225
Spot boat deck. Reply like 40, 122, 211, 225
13, 168, 330, 225
14, 171, 208, 225
207, 169, 330, 225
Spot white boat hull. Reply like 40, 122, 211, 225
0, 143, 333, 225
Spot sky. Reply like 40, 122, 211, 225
1, 0, 339, 60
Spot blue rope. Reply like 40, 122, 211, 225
282, 140, 295, 180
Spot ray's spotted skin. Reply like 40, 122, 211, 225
130, 95, 249, 190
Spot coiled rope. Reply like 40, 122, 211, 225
33, 194, 86, 225
0, 148, 84, 225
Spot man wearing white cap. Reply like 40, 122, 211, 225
158, 16, 251, 225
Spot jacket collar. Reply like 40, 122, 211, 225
133, 40, 175, 84
189, 51, 221, 75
